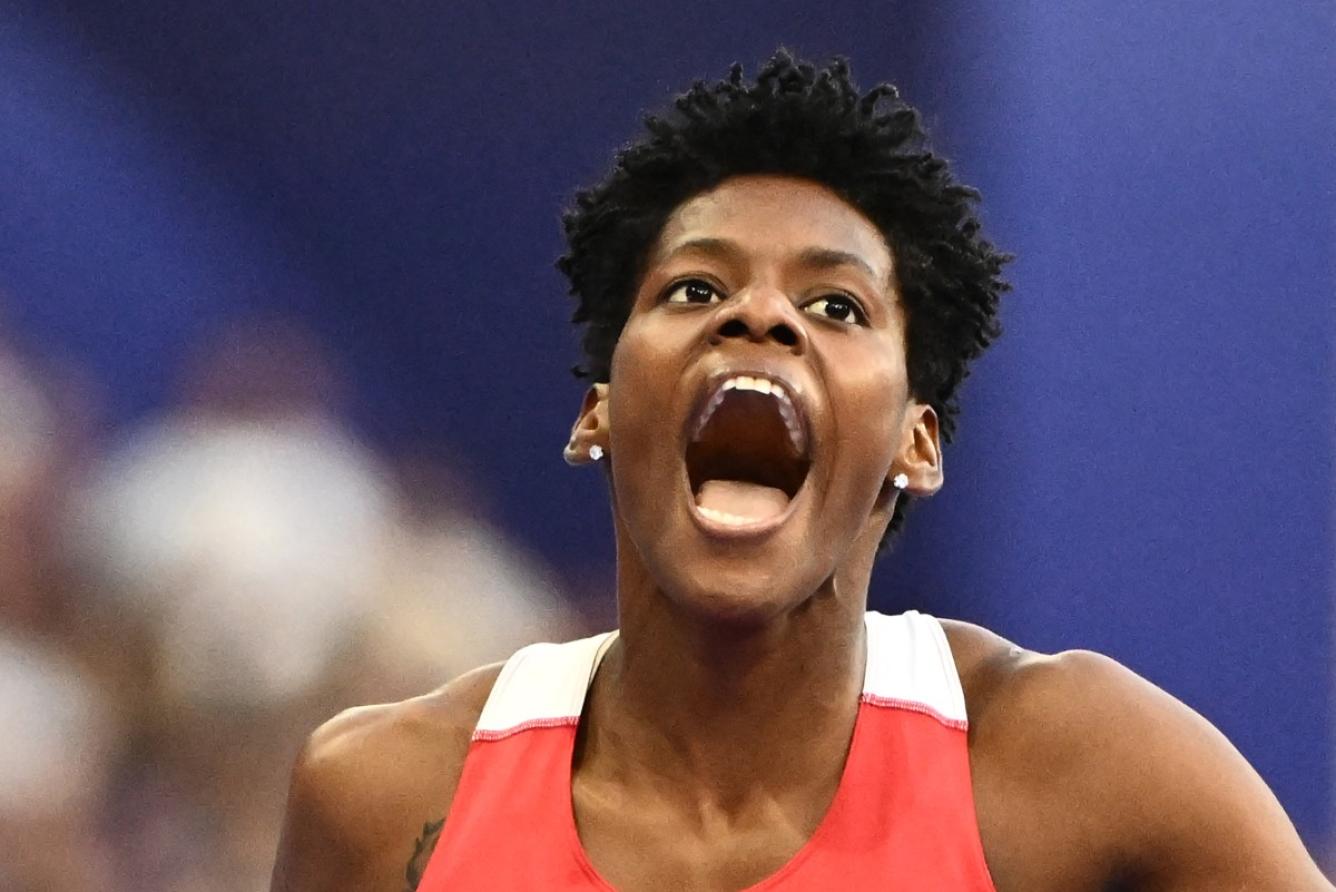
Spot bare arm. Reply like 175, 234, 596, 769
1061, 650, 1330, 891
947, 621, 1330, 891
995, 648, 1330, 890
269, 665, 501, 892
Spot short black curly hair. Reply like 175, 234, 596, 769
557, 50, 1010, 545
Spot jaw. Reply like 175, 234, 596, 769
607, 364, 897, 629
638, 412, 904, 623
620, 370, 843, 623
630, 454, 831, 625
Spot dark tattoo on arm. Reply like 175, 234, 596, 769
404, 817, 445, 892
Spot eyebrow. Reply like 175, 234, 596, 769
794, 246, 882, 283
658, 237, 745, 266
659, 238, 883, 284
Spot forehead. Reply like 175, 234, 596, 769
651, 175, 894, 282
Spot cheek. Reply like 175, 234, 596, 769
834, 355, 907, 469
607, 316, 677, 457
605, 318, 688, 540
608, 317, 659, 412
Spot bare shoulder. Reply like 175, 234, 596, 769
941, 619, 1330, 891
941, 619, 1144, 761
270, 662, 503, 892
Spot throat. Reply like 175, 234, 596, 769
582, 614, 868, 809
694, 479, 791, 522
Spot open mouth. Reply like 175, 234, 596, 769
685, 374, 811, 530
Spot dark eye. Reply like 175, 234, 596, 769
665, 279, 723, 305
803, 294, 867, 325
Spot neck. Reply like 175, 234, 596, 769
581, 561, 870, 815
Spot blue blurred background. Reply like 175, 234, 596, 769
0, 1, 1331, 887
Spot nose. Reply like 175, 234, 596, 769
709, 286, 807, 355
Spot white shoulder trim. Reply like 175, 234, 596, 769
862, 610, 968, 730
472, 632, 616, 741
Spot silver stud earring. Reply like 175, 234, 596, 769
892, 472, 909, 490
589, 445, 604, 462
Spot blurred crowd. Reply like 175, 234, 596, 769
0, 315, 593, 890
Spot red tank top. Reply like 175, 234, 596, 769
419, 610, 996, 890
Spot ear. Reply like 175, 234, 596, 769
563, 383, 611, 466
892, 402, 943, 496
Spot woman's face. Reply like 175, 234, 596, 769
593, 174, 939, 624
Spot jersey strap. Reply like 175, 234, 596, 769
471, 631, 616, 741
861, 609, 969, 730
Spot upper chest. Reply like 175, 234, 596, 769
570, 772, 825, 892
566, 699, 999, 892
429, 617, 1126, 891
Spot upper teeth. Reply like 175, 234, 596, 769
724, 375, 771, 394
694, 374, 807, 455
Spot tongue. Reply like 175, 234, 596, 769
694, 479, 791, 521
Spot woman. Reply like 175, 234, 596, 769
271, 52, 1329, 891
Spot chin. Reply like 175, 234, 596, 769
651, 548, 830, 630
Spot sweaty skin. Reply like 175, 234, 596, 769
270, 177, 1331, 892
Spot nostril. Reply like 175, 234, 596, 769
770, 324, 798, 347
719, 319, 748, 339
